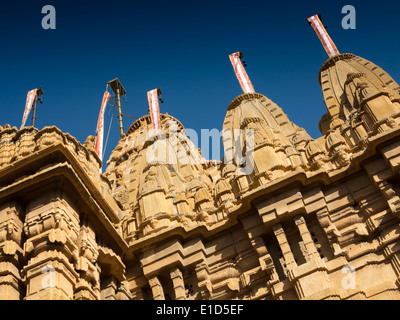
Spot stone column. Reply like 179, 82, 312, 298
97, 244, 130, 300
75, 222, 100, 300
21, 191, 80, 300
195, 263, 212, 299
316, 208, 344, 256
130, 287, 144, 300
293, 215, 320, 261
0, 202, 24, 300
272, 224, 296, 270
170, 267, 186, 300
100, 276, 118, 300
148, 275, 165, 300
287, 216, 338, 300
250, 237, 279, 284
116, 281, 132, 300
239, 213, 279, 286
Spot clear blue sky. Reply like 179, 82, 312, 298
1, 0, 399, 165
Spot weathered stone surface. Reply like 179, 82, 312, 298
1, 51, 400, 300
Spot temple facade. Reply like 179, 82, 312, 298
1, 52, 400, 300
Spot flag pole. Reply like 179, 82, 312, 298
228, 51, 255, 94
107, 78, 127, 138
147, 88, 163, 135
307, 14, 340, 58
31, 87, 44, 128
31, 95, 38, 128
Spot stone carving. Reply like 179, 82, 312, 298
306, 140, 326, 169
83, 135, 96, 154
115, 168, 127, 189
215, 178, 234, 207
194, 185, 213, 212
1, 51, 400, 301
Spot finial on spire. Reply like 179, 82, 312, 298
307, 14, 340, 58
229, 51, 255, 94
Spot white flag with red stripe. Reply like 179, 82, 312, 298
308, 14, 340, 58
229, 52, 255, 94
21, 89, 38, 129
95, 91, 111, 162
147, 89, 161, 133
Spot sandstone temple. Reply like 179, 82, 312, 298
1, 24, 400, 300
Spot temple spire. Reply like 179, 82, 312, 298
307, 14, 340, 58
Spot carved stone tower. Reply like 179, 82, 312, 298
1, 46, 400, 300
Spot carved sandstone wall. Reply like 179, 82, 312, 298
1, 52, 400, 299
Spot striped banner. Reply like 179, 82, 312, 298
308, 14, 340, 58
21, 89, 38, 129
94, 91, 111, 162
229, 52, 255, 94
147, 89, 161, 133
